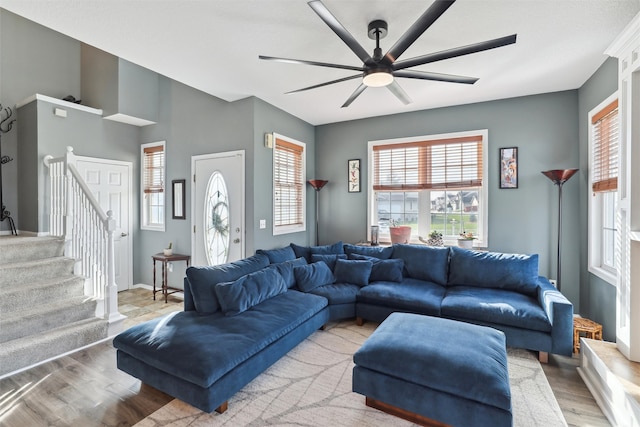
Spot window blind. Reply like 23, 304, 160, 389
373, 135, 483, 191
592, 99, 619, 193
274, 138, 304, 227
143, 144, 164, 194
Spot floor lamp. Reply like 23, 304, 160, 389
541, 169, 578, 292
308, 179, 328, 245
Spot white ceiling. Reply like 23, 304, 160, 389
1, 0, 638, 125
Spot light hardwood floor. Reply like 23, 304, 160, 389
0, 288, 611, 427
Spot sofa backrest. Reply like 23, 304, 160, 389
391, 244, 450, 285
184, 253, 270, 313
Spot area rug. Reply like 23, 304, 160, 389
134, 321, 567, 427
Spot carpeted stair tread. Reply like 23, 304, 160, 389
0, 256, 75, 287
0, 318, 108, 377
0, 236, 64, 264
0, 296, 98, 343
0, 275, 84, 313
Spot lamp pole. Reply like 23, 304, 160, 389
308, 180, 328, 245
542, 169, 578, 291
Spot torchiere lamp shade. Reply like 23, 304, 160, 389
541, 169, 579, 185
308, 179, 329, 191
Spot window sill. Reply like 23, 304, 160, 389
588, 265, 617, 287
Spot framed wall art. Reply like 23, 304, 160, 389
348, 159, 360, 193
172, 179, 186, 219
499, 147, 518, 189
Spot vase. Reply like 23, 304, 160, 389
163, 248, 173, 256
390, 226, 412, 244
457, 239, 474, 249
426, 236, 443, 246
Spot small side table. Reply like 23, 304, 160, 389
152, 253, 191, 303
573, 317, 603, 354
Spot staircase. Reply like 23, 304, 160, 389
0, 236, 108, 378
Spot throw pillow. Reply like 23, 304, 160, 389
448, 246, 540, 296
214, 268, 288, 316
334, 258, 373, 287
293, 262, 335, 292
291, 241, 344, 262
270, 257, 308, 288
310, 253, 347, 271
255, 246, 296, 264
343, 243, 393, 259
392, 244, 450, 285
348, 254, 404, 283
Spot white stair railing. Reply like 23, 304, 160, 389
44, 146, 123, 330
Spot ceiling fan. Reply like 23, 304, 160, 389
259, 0, 517, 108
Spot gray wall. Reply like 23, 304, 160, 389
316, 91, 582, 309
0, 9, 81, 232
578, 57, 619, 341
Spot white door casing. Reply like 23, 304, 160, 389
76, 157, 133, 292
192, 150, 245, 266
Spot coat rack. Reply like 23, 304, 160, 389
0, 103, 17, 235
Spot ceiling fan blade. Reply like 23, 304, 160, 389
394, 69, 478, 84
308, 0, 372, 64
286, 74, 362, 94
393, 34, 517, 70
259, 55, 363, 72
385, 0, 456, 63
387, 81, 412, 105
342, 83, 367, 108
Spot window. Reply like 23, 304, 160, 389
588, 94, 619, 284
273, 133, 306, 235
141, 141, 165, 231
369, 130, 488, 246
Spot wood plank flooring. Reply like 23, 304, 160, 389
0, 288, 611, 427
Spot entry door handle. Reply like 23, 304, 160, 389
121, 232, 128, 237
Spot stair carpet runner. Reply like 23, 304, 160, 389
0, 236, 108, 378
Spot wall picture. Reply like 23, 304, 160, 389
348, 159, 360, 193
499, 147, 518, 189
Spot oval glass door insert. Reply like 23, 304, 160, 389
204, 171, 230, 265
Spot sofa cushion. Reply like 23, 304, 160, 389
349, 254, 404, 283
357, 277, 446, 316
310, 253, 347, 271
334, 259, 373, 287
215, 268, 288, 316
113, 291, 328, 389
294, 261, 335, 292
291, 241, 344, 262
343, 243, 393, 259
256, 246, 296, 264
268, 257, 308, 289
186, 253, 270, 314
309, 283, 360, 305
441, 285, 551, 332
392, 244, 450, 285
448, 247, 539, 296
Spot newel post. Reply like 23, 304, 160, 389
105, 210, 120, 322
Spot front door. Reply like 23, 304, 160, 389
192, 150, 245, 266
76, 157, 133, 292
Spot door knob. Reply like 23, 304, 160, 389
233, 238, 240, 244
121, 232, 128, 237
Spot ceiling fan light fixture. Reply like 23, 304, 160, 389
363, 70, 394, 87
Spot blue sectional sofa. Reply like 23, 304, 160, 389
113, 242, 573, 413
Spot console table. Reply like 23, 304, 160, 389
152, 253, 191, 303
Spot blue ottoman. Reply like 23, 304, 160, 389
353, 313, 512, 427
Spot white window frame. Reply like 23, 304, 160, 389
588, 92, 618, 286
140, 141, 166, 231
368, 129, 489, 247
272, 133, 306, 236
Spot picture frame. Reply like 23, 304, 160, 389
172, 179, 186, 219
499, 147, 518, 189
348, 159, 360, 193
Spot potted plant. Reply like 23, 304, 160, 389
457, 231, 476, 249
389, 219, 412, 244
426, 230, 443, 246
164, 242, 173, 256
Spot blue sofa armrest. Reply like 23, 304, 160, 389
537, 276, 573, 356
184, 277, 196, 312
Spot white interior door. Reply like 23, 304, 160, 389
76, 157, 133, 292
192, 150, 245, 266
